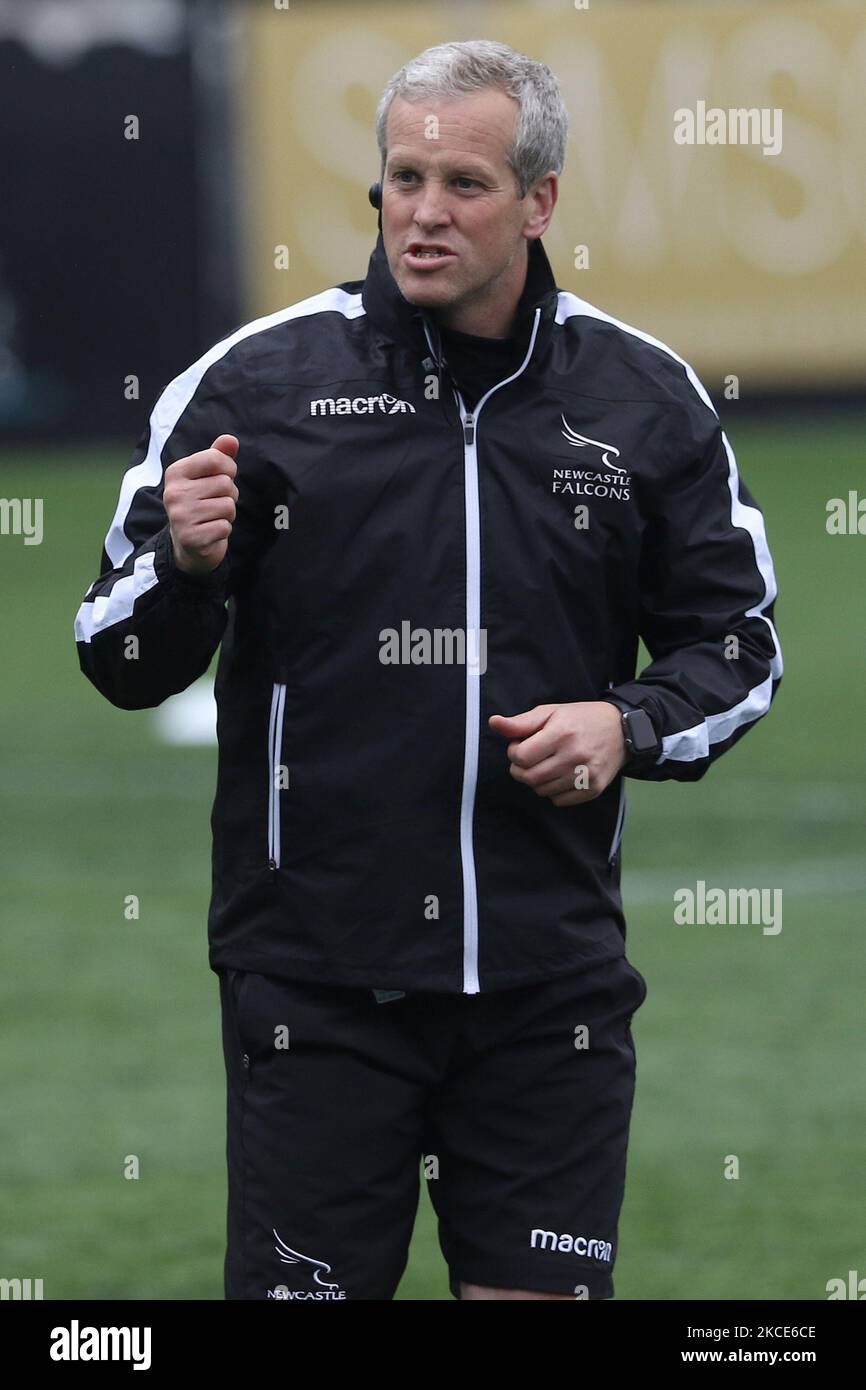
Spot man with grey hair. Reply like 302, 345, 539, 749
75, 39, 782, 1301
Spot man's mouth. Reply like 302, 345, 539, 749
408, 241, 458, 255
405, 243, 457, 265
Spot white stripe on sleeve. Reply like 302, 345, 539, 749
74, 551, 159, 644
557, 292, 783, 764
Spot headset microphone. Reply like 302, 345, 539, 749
368, 181, 383, 235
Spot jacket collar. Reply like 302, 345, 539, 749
361, 229, 560, 374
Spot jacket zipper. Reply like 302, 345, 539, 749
607, 777, 626, 871
456, 396, 482, 994
424, 310, 543, 994
267, 681, 286, 871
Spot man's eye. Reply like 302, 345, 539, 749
391, 172, 480, 188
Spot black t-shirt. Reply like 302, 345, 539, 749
436, 323, 527, 413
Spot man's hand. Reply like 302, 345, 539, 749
164, 434, 240, 575
488, 702, 627, 807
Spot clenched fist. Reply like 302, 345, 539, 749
164, 434, 240, 575
489, 701, 627, 806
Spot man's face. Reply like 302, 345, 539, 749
381, 88, 555, 336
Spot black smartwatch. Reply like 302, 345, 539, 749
603, 696, 662, 770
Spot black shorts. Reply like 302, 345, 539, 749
218, 951, 647, 1300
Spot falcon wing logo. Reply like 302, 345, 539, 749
560, 416, 626, 471
273, 1228, 340, 1289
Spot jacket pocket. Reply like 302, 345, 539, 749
225, 967, 252, 1077
267, 682, 287, 869
607, 777, 626, 870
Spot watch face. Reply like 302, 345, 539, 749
625, 709, 658, 754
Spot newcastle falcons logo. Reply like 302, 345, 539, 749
273, 1228, 340, 1289
560, 415, 626, 471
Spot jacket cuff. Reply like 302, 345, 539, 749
600, 693, 640, 718
601, 686, 661, 738
152, 524, 229, 597
601, 687, 665, 771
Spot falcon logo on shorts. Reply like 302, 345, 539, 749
530, 1228, 613, 1261
267, 1228, 348, 1299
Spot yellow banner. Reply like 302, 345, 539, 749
241, 2, 866, 389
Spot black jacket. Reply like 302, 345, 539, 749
74, 232, 783, 993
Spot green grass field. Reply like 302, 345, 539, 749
0, 417, 863, 1300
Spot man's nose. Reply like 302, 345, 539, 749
413, 178, 451, 228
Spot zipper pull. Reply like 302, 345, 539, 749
463, 413, 475, 446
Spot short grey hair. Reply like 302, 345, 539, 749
375, 39, 568, 200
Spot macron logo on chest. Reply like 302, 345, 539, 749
310, 393, 416, 416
